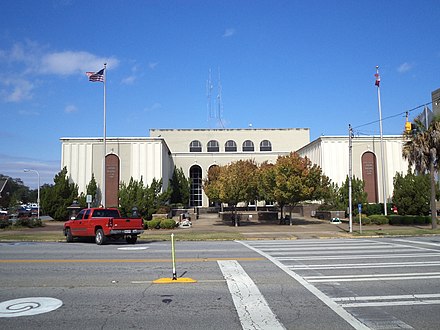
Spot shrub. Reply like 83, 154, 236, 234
145, 219, 161, 229
159, 219, 177, 229
368, 214, 389, 225
14, 217, 42, 228
363, 203, 384, 216
388, 215, 431, 225
0, 218, 10, 229
353, 214, 370, 224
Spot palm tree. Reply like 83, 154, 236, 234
402, 118, 440, 229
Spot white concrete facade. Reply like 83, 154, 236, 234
60, 137, 173, 196
60, 129, 409, 207
150, 128, 310, 206
297, 135, 409, 203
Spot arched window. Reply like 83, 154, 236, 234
207, 140, 219, 152
190, 165, 203, 207
225, 140, 237, 152
189, 140, 202, 152
242, 140, 254, 152
260, 140, 272, 151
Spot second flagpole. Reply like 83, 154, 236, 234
102, 63, 107, 207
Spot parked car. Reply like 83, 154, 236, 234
330, 217, 342, 224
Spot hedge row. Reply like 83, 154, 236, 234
144, 218, 177, 229
352, 214, 389, 225
352, 214, 433, 225
0, 217, 43, 229
387, 215, 432, 226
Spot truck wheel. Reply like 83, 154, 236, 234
126, 235, 137, 244
66, 228, 73, 243
95, 229, 107, 245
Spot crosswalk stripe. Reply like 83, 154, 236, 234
218, 260, 286, 330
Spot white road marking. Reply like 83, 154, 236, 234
394, 238, 440, 247
289, 260, 440, 270
277, 252, 440, 261
0, 297, 63, 318
269, 248, 418, 256
237, 241, 370, 330
340, 300, 440, 308
365, 239, 440, 252
256, 245, 396, 252
218, 260, 286, 330
334, 293, 440, 302
305, 272, 440, 282
117, 247, 148, 250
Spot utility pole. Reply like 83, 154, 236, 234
348, 124, 353, 233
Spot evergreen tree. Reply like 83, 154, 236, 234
339, 175, 368, 214
119, 177, 170, 219
40, 167, 78, 220
78, 174, 98, 208
403, 117, 440, 228
169, 166, 190, 206
393, 171, 431, 215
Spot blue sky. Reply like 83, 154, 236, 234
1, 0, 440, 188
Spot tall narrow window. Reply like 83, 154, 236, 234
225, 140, 237, 152
242, 140, 254, 152
260, 140, 272, 151
189, 140, 202, 152
190, 165, 203, 207
207, 140, 219, 152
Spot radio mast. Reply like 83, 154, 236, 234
216, 68, 225, 128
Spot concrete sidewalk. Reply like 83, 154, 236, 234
181, 213, 354, 239
4, 213, 436, 241
181, 212, 440, 239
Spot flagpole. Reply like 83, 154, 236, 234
375, 66, 387, 216
102, 63, 107, 207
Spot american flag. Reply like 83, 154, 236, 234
374, 70, 380, 87
86, 68, 105, 82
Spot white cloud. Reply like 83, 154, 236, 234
0, 78, 34, 102
223, 28, 236, 38
0, 42, 119, 76
397, 62, 413, 73
0, 41, 120, 103
0, 154, 59, 186
64, 104, 78, 113
40, 51, 119, 75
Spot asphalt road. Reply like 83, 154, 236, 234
1, 237, 440, 329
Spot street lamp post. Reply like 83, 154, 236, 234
24, 169, 40, 219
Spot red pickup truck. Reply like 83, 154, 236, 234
63, 208, 144, 245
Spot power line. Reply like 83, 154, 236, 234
353, 99, 437, 130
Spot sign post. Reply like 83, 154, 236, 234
86, 194, 92, 208
358, 203, 362, 234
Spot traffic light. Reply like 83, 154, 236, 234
405, 121, 412, 133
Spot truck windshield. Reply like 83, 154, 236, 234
92, 209, 120, 218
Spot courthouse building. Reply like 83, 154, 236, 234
61, 127, 409, 208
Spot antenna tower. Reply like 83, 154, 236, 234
216, 68, 225, 128
206, 69, 214, 121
